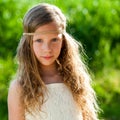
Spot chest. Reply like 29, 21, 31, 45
42, 74, 63, 84
25, 84, 83, 120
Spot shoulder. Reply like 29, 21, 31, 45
8, 79, 25, 120
8, 80, 21, 99
8, 79, 23, 106
9, 79, 20, 90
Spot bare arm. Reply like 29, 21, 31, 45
8, 80, 25, 120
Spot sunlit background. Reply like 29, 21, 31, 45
0, 0, 120, 120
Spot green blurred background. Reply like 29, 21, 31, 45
0, 0, 120, 120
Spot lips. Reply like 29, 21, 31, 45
42, 56, 53, 60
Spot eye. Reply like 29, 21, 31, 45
51, 38, 59, 42
35, 39, 43, 43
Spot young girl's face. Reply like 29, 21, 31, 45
32, 22, 63, 67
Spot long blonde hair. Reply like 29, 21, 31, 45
16, 3, 99, 119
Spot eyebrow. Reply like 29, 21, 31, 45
34, 35, 62, 41
23, 30, 64, 36
33, 33, 62, 41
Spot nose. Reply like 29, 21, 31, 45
42, 42, 51, 52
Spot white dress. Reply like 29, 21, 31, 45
25, 83, 83, 120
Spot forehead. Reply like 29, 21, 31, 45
35, 22, 61, 34
33, 22, 63, 40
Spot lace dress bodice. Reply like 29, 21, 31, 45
25, 83, 83, 120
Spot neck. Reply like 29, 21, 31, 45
40, 63, 58, 77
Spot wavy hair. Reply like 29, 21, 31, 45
16, 3, 99, 120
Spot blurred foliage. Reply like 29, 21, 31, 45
94, 68, 120, 120
0, 0, 120, 120
0, 57, 17, 120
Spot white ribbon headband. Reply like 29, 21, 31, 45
23, 30, 65, 36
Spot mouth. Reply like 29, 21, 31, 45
42, 56, 53, 60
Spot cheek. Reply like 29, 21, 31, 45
52, 43, 62, 55
33, 44, 41, 57
53, 42, 62, 50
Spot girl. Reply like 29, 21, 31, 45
8, 3, 99, 120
